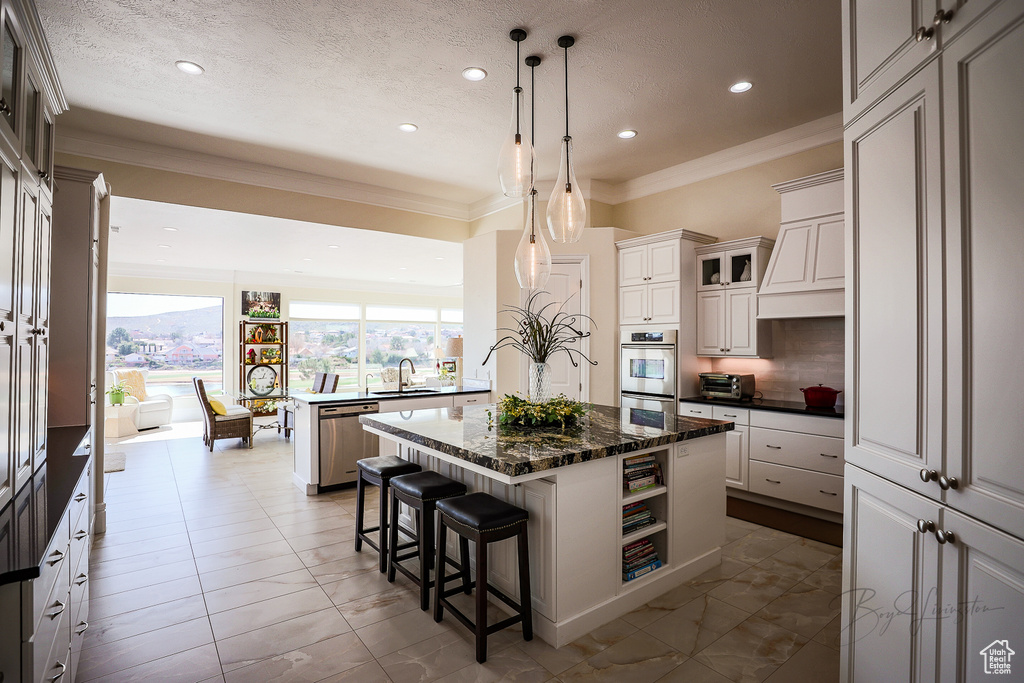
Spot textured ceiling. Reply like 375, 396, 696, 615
38, 0, 842, 204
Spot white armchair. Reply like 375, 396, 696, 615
107, 369, 173, 430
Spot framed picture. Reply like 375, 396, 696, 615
242, 291, 281, 319
441, 360, 457, 373
261, 347, 281, 364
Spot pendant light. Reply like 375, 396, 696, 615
497, 29, 534, 198
547, 35, 586, 243
514, 54, 551, 290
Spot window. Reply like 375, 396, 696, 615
106, 293, 224, 396
289, 320, 360, 389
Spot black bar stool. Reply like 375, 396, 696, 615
354, 455, 421, 573
433, 492, 533, 663
387, 471, 469, 610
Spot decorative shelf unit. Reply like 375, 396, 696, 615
239, 320, 289, 415
620, 450, 670, 584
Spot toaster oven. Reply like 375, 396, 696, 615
699, 373, 755, 399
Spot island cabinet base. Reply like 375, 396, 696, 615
369, 430, 727, 648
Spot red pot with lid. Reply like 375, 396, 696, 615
800, 384, 842, 408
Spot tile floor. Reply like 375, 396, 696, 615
84, 421, 843, 683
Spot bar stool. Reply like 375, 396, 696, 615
354, 455, 421, 573
433, 492, 533, 663
387, 471, 469, 610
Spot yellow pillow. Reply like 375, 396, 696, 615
209, 399, 227, 416
118, 369, 148, 402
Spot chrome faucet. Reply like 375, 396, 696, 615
398, 358, 416, 395
364, 373, 375, 390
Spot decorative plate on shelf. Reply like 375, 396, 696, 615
247, 365, 278, 396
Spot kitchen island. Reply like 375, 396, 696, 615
360, 403, 732, 647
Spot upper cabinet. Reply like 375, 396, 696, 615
696, 238, 771, 292
618, 239, 680, 287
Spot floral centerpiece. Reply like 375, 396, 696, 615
483, 291, 596, 402
494, 393, 590, 428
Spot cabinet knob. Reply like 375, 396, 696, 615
935, 529, 956, 544
916, 519, 935, 533
915, 26, 935, 42
0, 97, 9, 114
938, 476, 959, 491
0, 321, 4, 331
934, 8, 954, 25
719, 348, 725, 352
919, 468, 938, 483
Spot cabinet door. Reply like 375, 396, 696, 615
618, 284, 647, 326
943, 1, 1024, 543
723, 425, 748, 490
938, 508, 1024, 683
0, 154, 14, 507
724, 290, 756, 356
647, 239, 680, 283
841, 465, 940, 683
723, 248, 756, 288
696, 291, 724, 356
13, 182, 36, 484
697, 252, 724, 291
0, 14, 20, 153
31, 195, 50, 470
646, 281, 679, 324
844, 62, 945, 499
618, 245, 647, 287
842, 0, 939, 122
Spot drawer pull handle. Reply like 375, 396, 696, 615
75, 572, 87, 586
75, 620, 89, 635
48, 599, 66, 620
50, 661, 66, 681
74, 493, 87, 502
47, 549, 65, 566
724, 414, 737, 418
819, 490, 838, 496
765, 445, 782, 450
74, 530, 87, 541
765, 478, 782, 484
689, 410, 701, 414
820, 453, 838, 459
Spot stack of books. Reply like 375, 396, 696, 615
622, 538, 662, 581
623, 454, 663, 493
622, 500, 656, 536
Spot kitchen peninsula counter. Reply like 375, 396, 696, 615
360, 402, 731, 648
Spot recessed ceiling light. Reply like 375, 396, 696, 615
302, 258, 312, 261
388, 277, 396, 280
462, 67, 487, 81
617, 129, 637, 139
399, 267, 407, 271
398, 123, 418, 133
328, 244, 340, 249
156, 258, 166, 263
175, 60, 205, 75
158, 244, 171, 249
435, 257, 444, 261
283, 268, 292, 272
163, 226, 178, 232
729, 81, 753, 93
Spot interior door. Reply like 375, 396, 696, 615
524, 262, 583, 400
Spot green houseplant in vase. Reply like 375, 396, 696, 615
106, 379, 131, 406
483, 290, 597, 403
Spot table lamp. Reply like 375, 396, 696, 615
445, 336, 464, 386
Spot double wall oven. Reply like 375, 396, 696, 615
620, 330, 677, 416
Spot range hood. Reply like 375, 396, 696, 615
758, 169, 844, 319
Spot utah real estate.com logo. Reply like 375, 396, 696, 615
980, 639, 1014, 675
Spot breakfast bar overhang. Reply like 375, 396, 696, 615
360, 403, 733, 647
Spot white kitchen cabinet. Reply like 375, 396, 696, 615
618, 239, 680, 287
715, 406, 749, 490
695, 238, 773, 358
619, 280, 680, 326
695, 237, 772, 292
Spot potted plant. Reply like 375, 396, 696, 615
483, 291, 596, 402
106, 379, 132, 406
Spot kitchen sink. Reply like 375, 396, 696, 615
369, 388, 441, 396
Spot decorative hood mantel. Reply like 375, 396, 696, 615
758, 169, 845, 319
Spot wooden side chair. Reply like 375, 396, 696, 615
194, 377, 252, 451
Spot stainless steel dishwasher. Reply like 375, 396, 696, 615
318, 402, 379, 490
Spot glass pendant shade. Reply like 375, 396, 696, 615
546, 136, 586, 243
514, 195, 551, 290
497, 88, 534, 198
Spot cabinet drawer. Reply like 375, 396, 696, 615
31, 514, 70, 631
453, 393, 489, 407
749, 461, 844, 513
678, 402, 712, 419
69, 464, 90, 529
712, 406, 750, 425
70, 516, 89, 577
749, 427, 845, 476
31, 562, 71, 683
749, 410, 843, 438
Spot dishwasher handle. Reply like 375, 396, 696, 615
319, 403, 379, 417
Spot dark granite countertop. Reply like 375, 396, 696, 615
0, 425, 91, 585
360, 403, 733, 479
679, 396, 844, 419
292, 385, 490, 405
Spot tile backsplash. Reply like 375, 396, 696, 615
710, 317, 844, 404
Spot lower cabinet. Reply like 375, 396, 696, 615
842, 465, 1024, 682
714, 406, 749, 490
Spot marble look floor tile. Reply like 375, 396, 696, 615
518, 618, 638, 676
755, 583, 841, 639
90, 545, 196, 580
685, 557, 752, 594
337, 585, 422, 629
354, 606, 453, 658
103, 510, 186, 534
558, 631, 686, 683
755, 540, 836, 581
204, 568, 318, 614
184, 507, 271, 532
91, 532, 192, 563
798, 566, 842, 594
764, 641, 840, 683
694, 616, 808, 683
90, 558, 198, 599
276, 514, 356, 539
210, 585, 335, 639
317, 660, 393, 683
725, 518, 763, 543
308, 551, 380, 585
76, 617, 214, 681
708, 567, 798, 613
222, 631, 374, 683
83, 595, 209, 651
657, 657, 734, 683
191, 527, 286, 558
378, 629, 479, 683
217, 607, 353, 672
434, 644, 551, 683
268, 505, 351, 528
193, 539, 296, 574
722, 534, 797, 565
642, 594, 749, 656
186, 516, 278, 544
80, 643, 222, 683
199, 552, 307, 592
622, 582, 702, 629
296, 539, 361, 567
322, 568, 416, 607
812, 615, 843, 651
89, 575, 204, 621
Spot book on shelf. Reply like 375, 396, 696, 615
624, 550, 656, 570
623, 516, 656, 533
627, 476, 657, 492
623, 509, 652, 524
624, 559, 663, 581
623, 454, 656, 466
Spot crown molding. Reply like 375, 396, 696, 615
616, 113, 843, 203
772, 168, 844, 194
468, 193, 521, 221
56, 128, 472, 222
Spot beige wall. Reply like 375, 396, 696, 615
56, 152, 471, 243
469, 198, 616, 239
610, 143, 843, 241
